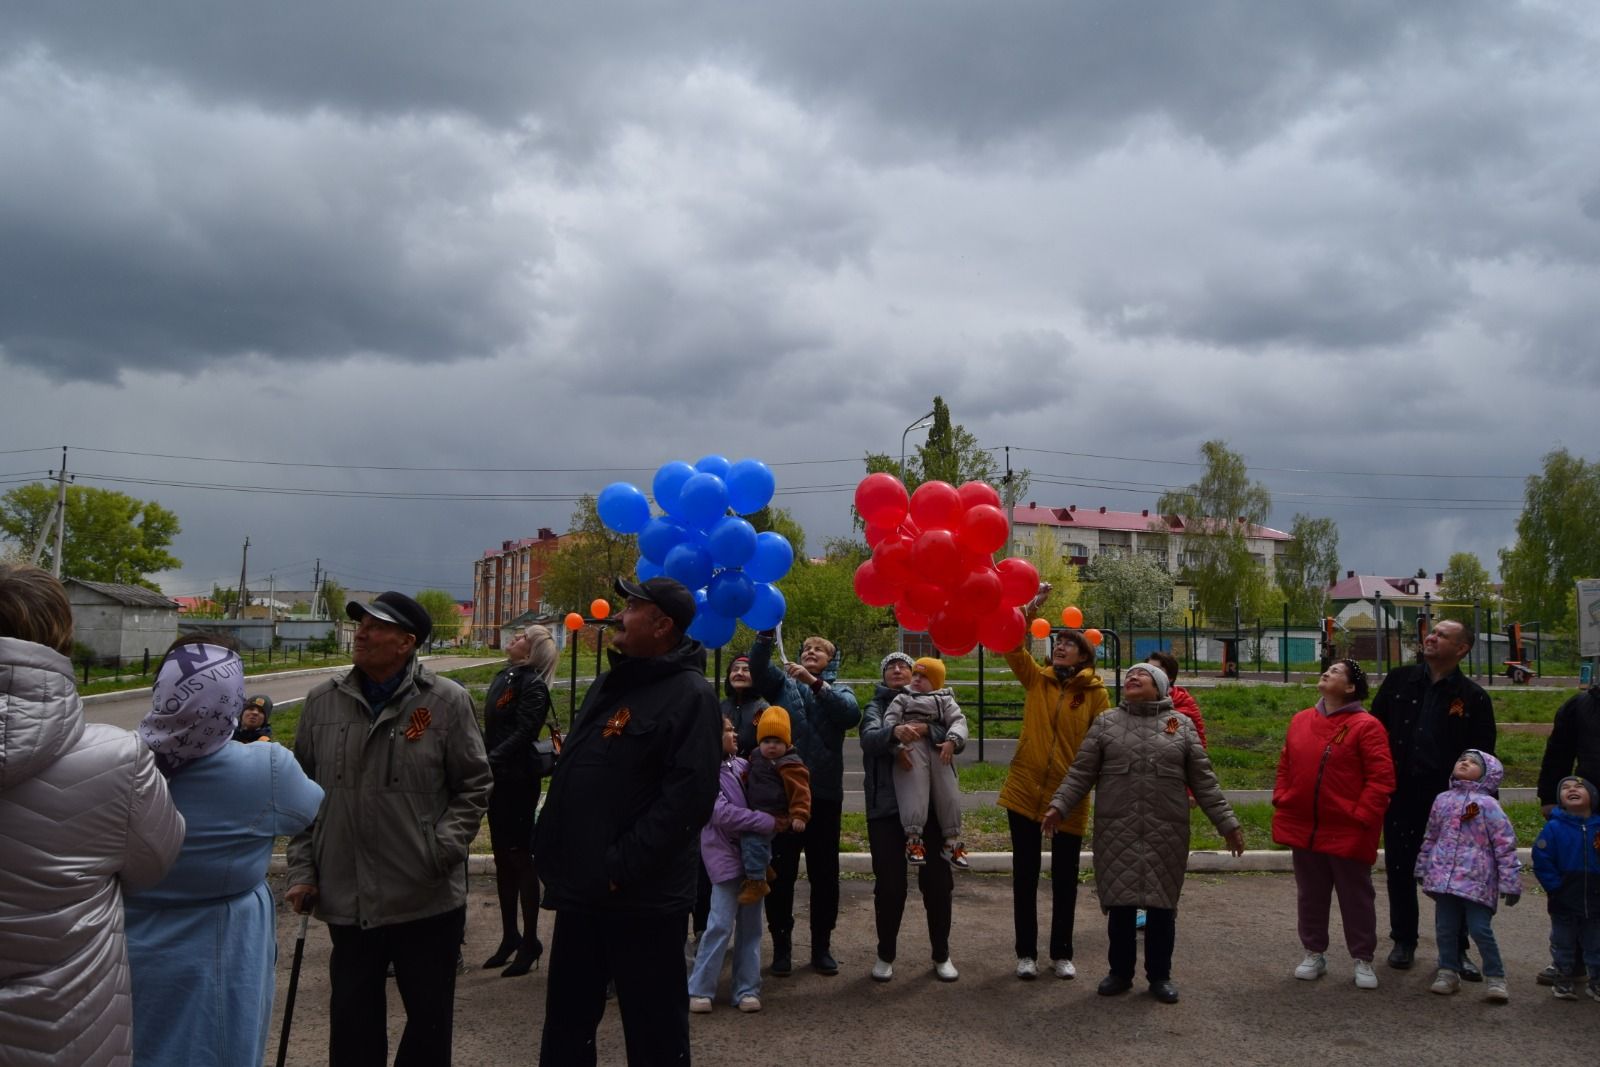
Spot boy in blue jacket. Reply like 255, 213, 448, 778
1532, 775, 1600, 1001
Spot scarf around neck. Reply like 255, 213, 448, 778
141, 642, 245, 776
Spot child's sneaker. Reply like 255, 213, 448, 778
905, 836, 926, 865
1294, 952, 1327, 981
737, 878, 770, 905
1484, 977, 1509, 1002
1430, 968, 1460, 995
941, 841, 971, 870
689, 996, 713, 1014
1587, 979, 1600, 1003
1552, 978, 1578, 1000
737, 994, 762, 1013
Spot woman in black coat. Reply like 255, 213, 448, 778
482, 624, 557, 976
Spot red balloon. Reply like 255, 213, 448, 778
951, 566, 1003, 619
872, 535, 916, 589
957, 481, 1003, 511
853, 559, 900, 607
864, 522, 896, 548
911, 529, 963, 586
927, 609, 978, 657
1061, 605, 1084, 628
855, 473, 910, 528
958, 504, 1009, 556
903, 581, 947, 616
895, 601, 930, 632
909, 480, 964, 532
978, 607, 1026, 652
996, 557, 1041, 607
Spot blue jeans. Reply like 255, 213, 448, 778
740, 832, 774, 882
1550, 912, 1600, 979
1434, 895, 1503, 978
688, 879, 764, 1004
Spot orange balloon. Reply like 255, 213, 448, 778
1029, 617, 1051, 639
1084, 628, 1103, 647
590, 598, 611, 620
563, 612, 583, 632
1061, 605, 1084, 628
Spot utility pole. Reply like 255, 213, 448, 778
1002, 445, 1016, 561
311, 559, 322, 618
33, 448, 74, 576
234, 537, 250, 619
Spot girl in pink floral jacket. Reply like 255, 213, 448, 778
1415, 749, 1523, 1000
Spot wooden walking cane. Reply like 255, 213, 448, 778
275, 911, 311, 1067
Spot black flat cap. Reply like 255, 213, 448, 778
347, 591, 433, 644
613, 576, 697, 634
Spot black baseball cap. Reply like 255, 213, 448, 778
613, 576, 697, 634
347, 591, 433, 644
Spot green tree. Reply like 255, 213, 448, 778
1080, 552, 1176, 626
319, 576, 346, 620
863, 396, 1029, 501
746, 505, 807, 560
776, 538, 895, 666
0, 483, 181, 589
1156, 440, 1274, 620
1025, 524, 1084, 621
1437, 552, 1493, 623
1499, 449, 1600, 632
1277, 514, 1340, 619
414, 589, 462, 645
542, 495, 638, 614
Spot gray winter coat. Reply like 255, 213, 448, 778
1048, 698, 1239, 910
0, 636, 185, 1067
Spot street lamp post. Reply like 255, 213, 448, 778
901, 409, 936, 481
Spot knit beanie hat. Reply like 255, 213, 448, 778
756, 706, 791, 747
1558, 776, 1600, 812
1460, 750, 1486, 775
880, 651, 915, 677
1125, 662, 1169, 700
913, 657, 947, 690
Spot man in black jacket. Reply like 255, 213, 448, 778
1369, 619, 1496, 972
534, 577, 721, 1066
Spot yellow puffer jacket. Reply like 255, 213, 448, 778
997, 648, 1110, 834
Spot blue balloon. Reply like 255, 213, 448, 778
677, 472, 729, 529
693, 587, 710, 614
652, 461, 697, 518
688, 608, 737, 649
694, 454, 733, 480
742, 583, 786, 630
596, 481, 651, 534
638, 516, 689, 564
706, 569, 756, 618
746, 532, 794, 584
663, 542, 715, 590
635, 556, 663, 582
706, 516, 758, 567
725, 459, 776, 515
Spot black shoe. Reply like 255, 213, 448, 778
502, 937, 543, 977
1097, 973, 1134, 996
770, 933, 793, 977
1458, 953, 1482, 983
483, 936, 520, 970
811, 948, 839, 976
1150, 980, 1180, 1004
1536, 964, 1564, 986
1387, 943, 1415, 970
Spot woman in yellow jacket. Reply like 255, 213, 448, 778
999, 593, 1109, 981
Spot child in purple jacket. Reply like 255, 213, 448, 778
688, 717, 786, 1014
1415, 749, 1523, 1002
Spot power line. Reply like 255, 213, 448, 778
67, 445, 863, 473
1006, 445, 1527, 480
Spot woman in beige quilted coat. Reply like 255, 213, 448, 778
1043, 662, 1244, 1005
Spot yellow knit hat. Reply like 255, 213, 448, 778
913, 657, 946, 690
756, 706, 791, 746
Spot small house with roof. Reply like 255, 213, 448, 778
64, 579, 180, 665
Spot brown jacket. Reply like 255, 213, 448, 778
1048, 699, 1239, 910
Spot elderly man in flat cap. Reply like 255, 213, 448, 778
535, 576, 721, 1066
285, 591, 491, 1067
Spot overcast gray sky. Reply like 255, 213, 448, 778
4, 1, 1596, 603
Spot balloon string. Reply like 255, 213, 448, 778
774, 621, 788, 666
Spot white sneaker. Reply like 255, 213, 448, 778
871, 957, 894, 982
688, 996, 713, 1014
1016, 957, 1039, 980
1052, 958, 1076, 979
1294, 952, 1327, 981
1353, 960, 1378, 989
1430, 969, 1460, 996
935, 958, 959, 982
1485, 977, 1509, 1003
737, 994, 762, 1013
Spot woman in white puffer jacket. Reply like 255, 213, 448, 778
0, 564, 185, 1067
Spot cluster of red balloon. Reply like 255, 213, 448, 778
852, 472, 1040, 656
595, 455, 792, 648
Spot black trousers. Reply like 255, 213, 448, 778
539, 909, 689, 1067
327, 906, 466, 1067
1006, 808, 1083, 961
767, 795, 843, 943
866, 814, 953, 963
1107, 905, 1176, 982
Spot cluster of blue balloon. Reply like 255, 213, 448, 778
595, 456, 794, 648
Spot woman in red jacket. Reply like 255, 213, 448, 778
1271, 659, 1396, 990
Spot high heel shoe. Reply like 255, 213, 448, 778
501, 936, 544, 977
483, 936, 519, 970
